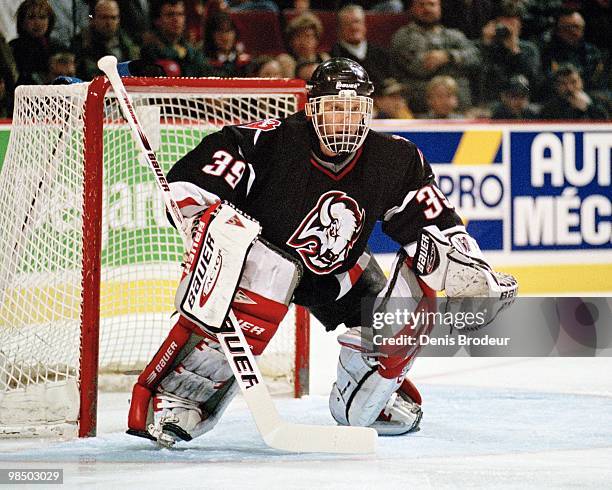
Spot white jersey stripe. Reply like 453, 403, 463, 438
169, 181, 220, 217
383, 189, 418, 221
334, 251, 372, 300
246, 163, 256, 197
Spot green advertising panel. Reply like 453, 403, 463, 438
0, 125, 215, 273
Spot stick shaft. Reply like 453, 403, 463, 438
97, 56, 187, 246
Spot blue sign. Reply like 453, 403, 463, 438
511, 131, 611, 250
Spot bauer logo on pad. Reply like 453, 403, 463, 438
199, 255, 223, 308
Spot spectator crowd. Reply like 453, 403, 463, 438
0, 0, 610, 120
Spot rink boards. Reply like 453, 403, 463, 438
0, 121, 609, 294
371, 121, 611, 294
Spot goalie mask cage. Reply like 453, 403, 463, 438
0, 77, 310, 438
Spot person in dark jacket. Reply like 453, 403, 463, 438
9, 0, 66, 86
476, 1, 543, 105
71, 0, 140, 81
540, 9, 606, 93
141, 0, 212, 77
490, 74, 539, 120
330, 4, 396, 91
202, 11, 253, 78
540, 64, 608, 120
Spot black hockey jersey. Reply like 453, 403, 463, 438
167, 111, 462, 306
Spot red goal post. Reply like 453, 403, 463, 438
0, 76, 310, 438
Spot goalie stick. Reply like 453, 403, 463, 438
97, 55, 377, 454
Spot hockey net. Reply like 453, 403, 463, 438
0, 77, 309, 438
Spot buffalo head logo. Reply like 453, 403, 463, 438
287, 191, 365, 274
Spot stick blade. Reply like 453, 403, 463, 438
263, 422, 377, 454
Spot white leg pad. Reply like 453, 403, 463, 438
329, 335, 403, 427
158, 338, 233, 403
152, 338, 237, 444
152, 382, 239, 444
329, 248, 432, 435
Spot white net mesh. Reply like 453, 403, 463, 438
0, 79, 305, 436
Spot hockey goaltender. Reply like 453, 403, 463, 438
125, 58, 517, 446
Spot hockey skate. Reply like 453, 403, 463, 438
126, 387, 199, 447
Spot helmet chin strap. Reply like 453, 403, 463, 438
317, 127, 361, 159
319, 141, 339, 158
314, 140, 355, 167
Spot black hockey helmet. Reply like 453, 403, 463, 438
306, 58, 374, 98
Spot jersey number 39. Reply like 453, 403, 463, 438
203, 150, 246, 189
416, 185, 453, 220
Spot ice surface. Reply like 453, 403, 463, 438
1, 358, 611, 489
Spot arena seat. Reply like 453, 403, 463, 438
230, 10, 286, 55
365, 12, 410, 48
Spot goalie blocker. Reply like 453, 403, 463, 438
127, 203, 302, 445
411, 225, 518, 300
